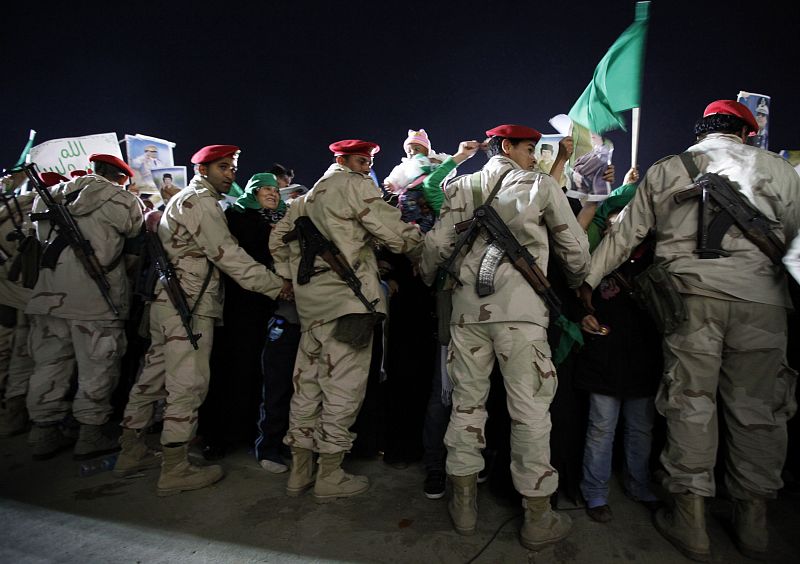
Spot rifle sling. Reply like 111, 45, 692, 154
190, 261, 215, 315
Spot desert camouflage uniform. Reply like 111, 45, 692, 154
25, 175, 143, 425
269, 163, 424, 454
0, 192, 35, 405
586, 133, 800, 499
419, 155, 590, 496
122, 174, 284, 445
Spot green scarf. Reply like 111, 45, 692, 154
231, 173, 278, 213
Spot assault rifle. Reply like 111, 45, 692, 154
445, 205, 562, 316
20, 162, 119, 316
143, 224, 201, 349
282, 216, 379, 313
674, 154, 785, 265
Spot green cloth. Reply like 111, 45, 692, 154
553, 314, 584, 366
231, 173, 277, 213
587, 182, 638, 251
12, 129, 36, 169
420, 156, 459, 214
568, 2, 649, 133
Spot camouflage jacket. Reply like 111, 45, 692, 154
587, 133, 800, 308
26, 175, 144, 320
270, 163, 424, 331
158, 174, 284, 319
420, 155, 590, 328
0, 192, 35, 309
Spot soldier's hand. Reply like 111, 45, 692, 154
602, 164, 615, 184
577, 282, 594, 313
581, 314, 602, 334
279, 279, 294, 301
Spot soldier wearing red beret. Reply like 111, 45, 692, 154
24, 153, 144, 460
581, 100, 800, 561
419, 123, 590, 549
269, 138, 424, 503
116, 144, 291, 495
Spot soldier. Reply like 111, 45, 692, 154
580, 100, 800, 561
116, 145, 290, 496
269, 139, 424, 503
419, 124, 590, 549
24, 155, 144, 460
0, 171, 53, 437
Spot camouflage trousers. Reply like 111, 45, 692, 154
283, 320, 373, 454
446, 322, 559, 497
26, 314, 126, 425
122, 303, 214, 445
657, 295, 798, 499
0, 310, 34, 400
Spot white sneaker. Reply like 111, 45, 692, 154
260, 458, 289, 474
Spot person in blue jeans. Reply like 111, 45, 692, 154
574, 192, 663, 523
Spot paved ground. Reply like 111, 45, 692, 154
1, 433, 798, 564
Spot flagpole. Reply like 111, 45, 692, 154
631, 107, 641, 168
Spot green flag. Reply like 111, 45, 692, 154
12, 129, 37, 169
568, 2, 649, 133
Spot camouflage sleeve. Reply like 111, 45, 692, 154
268, 203, 300, 280
585, 168, 656, 288
419, 189, 457, 286
192, 196, 284, 299
349, 176, 424, 259
540, 176, 590, 288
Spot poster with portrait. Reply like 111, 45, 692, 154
124, 134, 175, 191
151, 166, 187, 193
535, 134, 563, 175
737, 91, 770, 150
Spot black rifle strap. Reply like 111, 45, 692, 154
481, 167, 514, 208
678, 152, 701, 180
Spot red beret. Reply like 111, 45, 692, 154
39, 171, 69, 187
190, 145, 241, 165
70, 169, 87, 178
485, 124, 542, 144
329, 139, 381, 158
89, 154, 135, 178
703, 100, 758, 133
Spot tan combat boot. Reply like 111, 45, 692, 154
73, 424, 121, 460
313, 452, 369, 503
286, 447, 316, 497
520, 496, 573, 550
28, 422, 74, 460
732, 497, 768, 560
449, 473, 478, 535
112, 427, 162, 478
0, 395, 29, 437
156, 443, 224, 496
654, 492, 711, 562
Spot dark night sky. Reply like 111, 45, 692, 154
2, 0, 798, 187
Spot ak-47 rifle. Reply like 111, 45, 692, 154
282, 215, 379, 313
142, 221, 201, 349
19, 162, 120, 316
447, 205, 562, 316
673, 153, 785, 265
